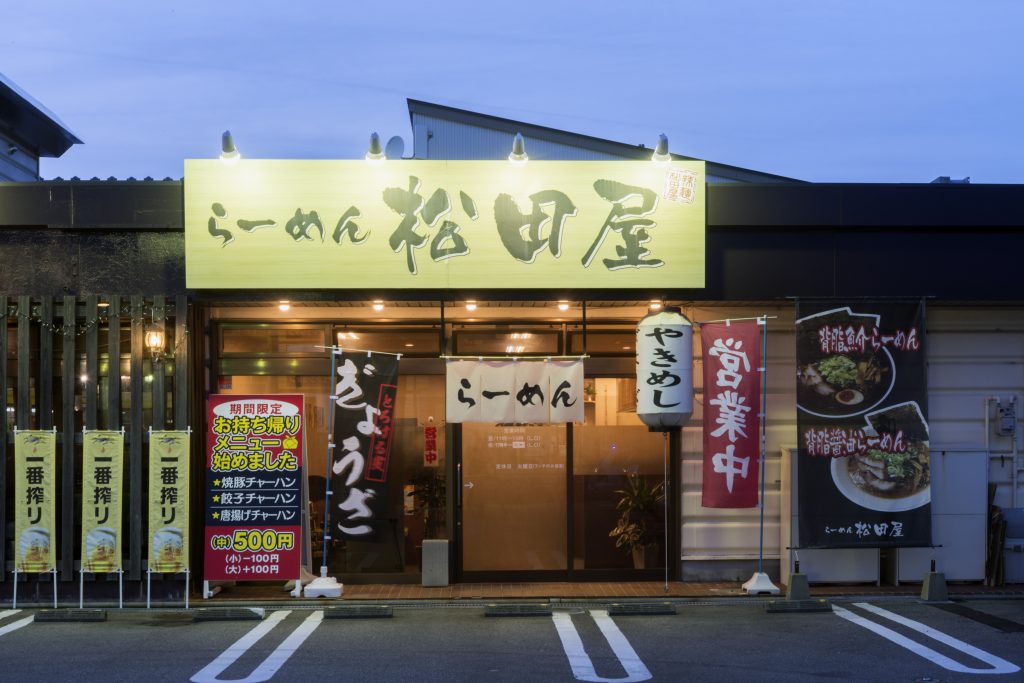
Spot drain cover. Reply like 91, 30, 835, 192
608, 602, 677, 616
34, 609, 107, 622
485, 603, 552, 617
765, 599, 832, 614
324, 605, 393, 619
192, 608, 264, 622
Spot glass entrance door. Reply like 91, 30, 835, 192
459, 424, 567, 574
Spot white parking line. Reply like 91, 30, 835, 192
191, 610, 324, 683
0, 610, 33, 637
833, 603, 1020, 675
552, 609, 652, 683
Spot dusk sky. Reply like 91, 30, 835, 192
3, 2, 1021, 183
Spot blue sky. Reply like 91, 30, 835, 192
3, 1, 1021, 183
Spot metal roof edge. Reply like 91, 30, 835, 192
406, 98, 803, 183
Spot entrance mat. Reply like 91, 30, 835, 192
485, 603, 553, 617
34, 609, 106, 622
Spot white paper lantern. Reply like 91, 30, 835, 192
636, 307, 694, 430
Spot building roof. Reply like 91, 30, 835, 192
0, 71, 82, 158
407, 98, 804, 183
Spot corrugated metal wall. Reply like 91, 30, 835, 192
680, 304, 794, 579
0, 131, 39, 181
678, 304, 1021, 582
413, 115, 738, 183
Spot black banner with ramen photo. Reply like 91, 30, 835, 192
796, 301, 930, 548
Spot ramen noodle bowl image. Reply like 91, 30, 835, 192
86, 527, 117, 570
831, 444, 931, 513
19, 527, 51, 570
152, 527, 184, 568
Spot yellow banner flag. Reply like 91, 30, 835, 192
81, 430, 125, 573
149, 430, 190, 573
14, 430, 56, 573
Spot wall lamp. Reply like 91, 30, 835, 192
652, 133, 671, 166
366, 132, 385, 166
145, 323, 166, 361
220, 130, 240, 165
508, 132, 528, 166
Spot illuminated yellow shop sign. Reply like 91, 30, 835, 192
184, 159, 705, 289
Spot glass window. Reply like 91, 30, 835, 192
573, 377, 667, 570
453, 326, 560, 356
221, 325, 325, 354
568, 330, 635, 355
334, 327, 440, 356
217, 373, 446, 577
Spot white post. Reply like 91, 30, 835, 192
146, 568, 151, 609
52, 568, 58, 608
118, 569, 123, 609
184, 570, 190, 609
79, 568, 84, 609
12, 569, 17, 609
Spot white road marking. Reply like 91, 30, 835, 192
0, 610, 33, 637
552, 609, 652, 683
191, 610, 324, 683
833, 603, 1020, 675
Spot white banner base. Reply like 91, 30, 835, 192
742, 571, 780, 596
303, 567, 343, 598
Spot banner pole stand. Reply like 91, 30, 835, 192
743, 316, 780, 596
663, 431, 669, 594
304, 349, 343, 599
146, 569, 151, 609
79, 568, 84, 609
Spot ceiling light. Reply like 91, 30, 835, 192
466, 301, 477, 311
404, 343, 414, 347
508, 132, 528, 166
557, 301, 570, 311
278, 300, 291, 312
372, 300, 384, 312
649, 300, 663, 311
220, 130, 240, 165
652, 133, 671, 166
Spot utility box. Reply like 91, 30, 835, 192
1004, 508, 1024, 584
422, 539, 449, 587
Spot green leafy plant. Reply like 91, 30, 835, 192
608, 472, 665, 552
406, 469, 447, 539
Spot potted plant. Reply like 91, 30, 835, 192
608, 472, 665, 569
406, 469, 447, 539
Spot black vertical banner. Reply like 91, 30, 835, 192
330, 351, 400, 541
796, 301, 931, 548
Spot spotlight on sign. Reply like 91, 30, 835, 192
365, 132, 385, 166
651, 133, 671, 166
508, 132, 528, 166
636, 306, 693, 431
220, 130, 240, 165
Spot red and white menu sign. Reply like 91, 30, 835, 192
204, 394, 304, 581
701, 322, 761, 508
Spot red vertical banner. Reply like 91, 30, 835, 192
701, 322, 761, 508
204, 394, 304, 582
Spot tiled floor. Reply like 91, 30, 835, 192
210, 580, 1024, 602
